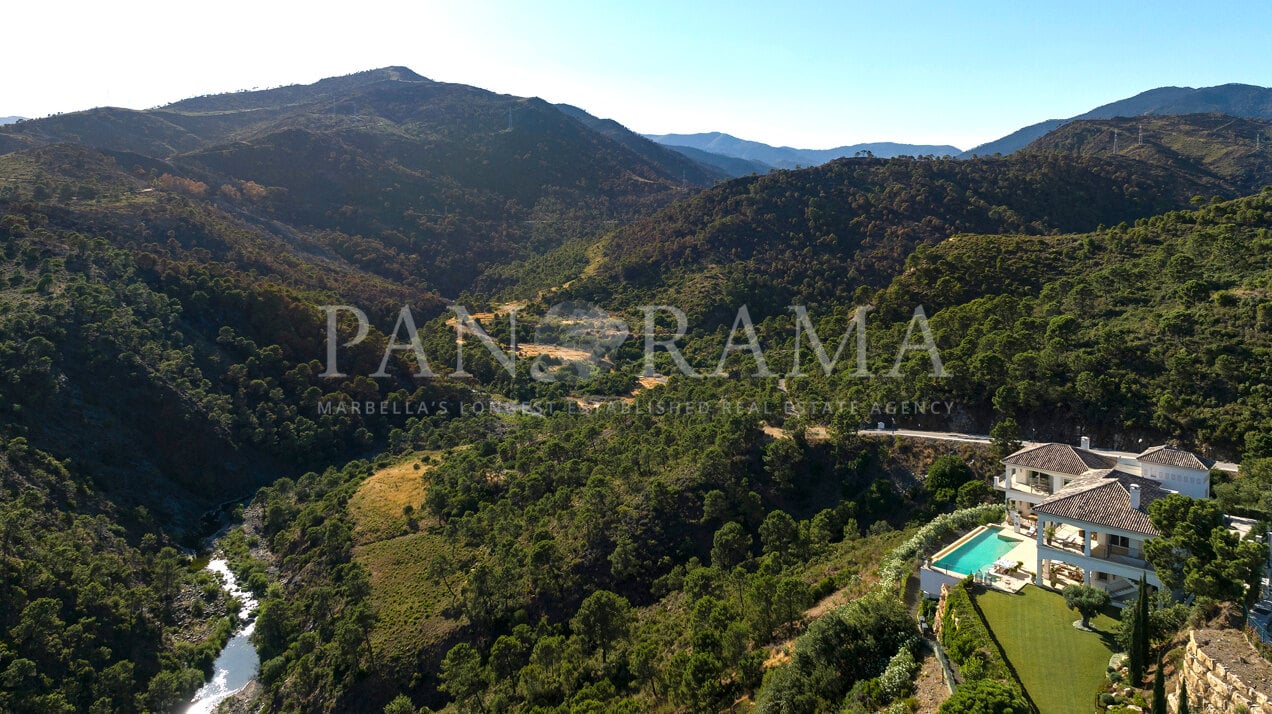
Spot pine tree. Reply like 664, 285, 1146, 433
1152, 652, 1167, 714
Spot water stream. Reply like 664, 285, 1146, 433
184, 559, 260, 714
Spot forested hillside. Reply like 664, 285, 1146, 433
3, 65, 1271, 714
242, 393, 988, 711
1, 68, 723, 296
1024, 113, 1272, 194
527, 150, 1268, 321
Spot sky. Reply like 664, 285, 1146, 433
5, 0, 1272, 151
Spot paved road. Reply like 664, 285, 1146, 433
857, 428, 1240, 473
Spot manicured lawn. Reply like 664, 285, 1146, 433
975, 586, 1119, 714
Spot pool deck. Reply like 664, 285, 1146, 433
925, 524, 1038, 594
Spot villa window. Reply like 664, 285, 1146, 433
1108, 534, 1131, 556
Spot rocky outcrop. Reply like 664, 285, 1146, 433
1175, 629, 1272, 713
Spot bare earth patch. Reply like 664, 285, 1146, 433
516, 343, 595, 362
913, 647, 951, 712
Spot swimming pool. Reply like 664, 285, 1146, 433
933, 526, 1022, 575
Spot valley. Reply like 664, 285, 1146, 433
0, 65, 1271, 714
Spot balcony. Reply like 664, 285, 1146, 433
994, 476, 1054, 497
1039, 536, 1149, 569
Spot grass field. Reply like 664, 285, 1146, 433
974, 586, 1119, 714
349, 452, 470, 672
348, 452, 440, 545
356, 531, 465, 669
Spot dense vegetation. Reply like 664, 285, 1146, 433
1025, 113, 1272, 195
509, 191, 1272, 460
236, 394, 1002, 711
3, 67, 1272, 713
538, 148, 1265, 319
0, 441, 236, 712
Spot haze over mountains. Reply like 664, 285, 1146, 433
644, 131, 962, 170
633, 83, 1272, 173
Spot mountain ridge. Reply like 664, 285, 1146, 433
0, 67, 728, 296
963, 82, 1272, 157
644, 130, 962, 168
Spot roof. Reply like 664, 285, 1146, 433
1001, 442, 1117, 475
1137, 445, 1215, 471
1032, 469, 1170, 536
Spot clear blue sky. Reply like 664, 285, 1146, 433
6, 0, 1271, 150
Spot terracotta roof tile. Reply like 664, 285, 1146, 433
1001, 443, 1117, 476
1032, 469, 1170, 536
1137, 445, 1214, 471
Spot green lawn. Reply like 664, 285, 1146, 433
974, 586, 1119, 714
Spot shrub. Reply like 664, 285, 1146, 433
879, 644, 920, 700
876, 505, 1003, 595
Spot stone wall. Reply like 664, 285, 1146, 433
1176, 629, 1272, 713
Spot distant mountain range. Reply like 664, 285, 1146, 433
963, 83, 1272, 157
641, 83, 1272, 171
644, 131, 961, 171
0, 116, 22, 125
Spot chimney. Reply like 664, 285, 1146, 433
1080, 436, 1091, 450
1129, 484, 1141, 510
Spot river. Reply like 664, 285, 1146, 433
185, 558, 260, 714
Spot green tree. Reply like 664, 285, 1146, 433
384, 693, 415, 714
1179, 678, 1190, 714
956, 480, 994, 509
1128, 575, 1150, 686
1146, 494, 1268, 601
1062, 584, 1110, 629
764, 437, 803, 493
759, 510, 801, 565
927, 455, 974, 504
440, 642, 487, 709
571, 590, 633, 664
711, 521, 752, 570
680, 652, 723, 711
1152, 652, 1167, 714
989, 418, 1022, 460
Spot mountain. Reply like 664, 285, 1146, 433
865, 189, 1272, 457
963, 83, 1272, 157
547, 151, 1255, 323
645, 131, 961, 168
657, 143, 775, 177
1022, 113, 1272, 194
552, 104, 727, 183
0, 116, 21, 125
0, 67, 724, 296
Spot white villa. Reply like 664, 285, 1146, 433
995, 438, 1215, 598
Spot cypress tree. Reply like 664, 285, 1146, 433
1129, 575, 1148, 685
1137, 575, 1152, 679
1178, 679, 1190, 714
1152, 652, 1167, 714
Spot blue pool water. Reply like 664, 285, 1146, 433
933, 527, 1021, 575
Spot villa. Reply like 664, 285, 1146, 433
920, 437, 1218, 601
998, 438, 1213, 597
